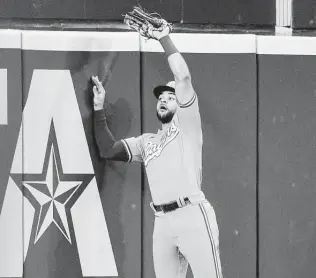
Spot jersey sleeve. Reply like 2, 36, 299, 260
120, 136, 144, 163
175, 90, 202, 136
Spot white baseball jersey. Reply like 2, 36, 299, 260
122, 92, 223, 278
122, 92, 202, 204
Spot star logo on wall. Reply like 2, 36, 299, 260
11, 121, 94, 245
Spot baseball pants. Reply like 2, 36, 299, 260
151, 192, 223, 278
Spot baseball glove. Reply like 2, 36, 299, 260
123, 6, 172, 40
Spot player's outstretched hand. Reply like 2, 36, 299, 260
123, 6, 172, 41
91, 76, 106, 111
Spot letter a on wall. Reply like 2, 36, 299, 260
0, 70, 118, 277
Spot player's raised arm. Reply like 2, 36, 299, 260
92, 76, 143, 163
154, 30, 195, 106
124, 8, 195, 106
92, 76, 128, 161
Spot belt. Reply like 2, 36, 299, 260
153, 197, 191, 213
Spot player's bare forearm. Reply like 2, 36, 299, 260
159, 35, 191, 81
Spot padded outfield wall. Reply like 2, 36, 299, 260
0, 31, 315, 278
257, 36, 316, 278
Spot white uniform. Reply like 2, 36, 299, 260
122, 92, 223, 278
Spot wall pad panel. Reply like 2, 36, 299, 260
0, 29, 23, 278
141, 34, 257, 278
258, 35, 316, 278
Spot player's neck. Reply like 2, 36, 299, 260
161, 122, 172, 130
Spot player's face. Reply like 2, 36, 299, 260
156, 91, 178, 124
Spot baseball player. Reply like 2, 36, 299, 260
91, 26, 223, 278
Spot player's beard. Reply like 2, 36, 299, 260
156, 110, 174, 124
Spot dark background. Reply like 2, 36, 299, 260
0, 0, 275, 26
2, 0, 316, 33
292, 0, 316, 29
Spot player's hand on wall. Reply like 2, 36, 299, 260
91, 76, 106, 111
